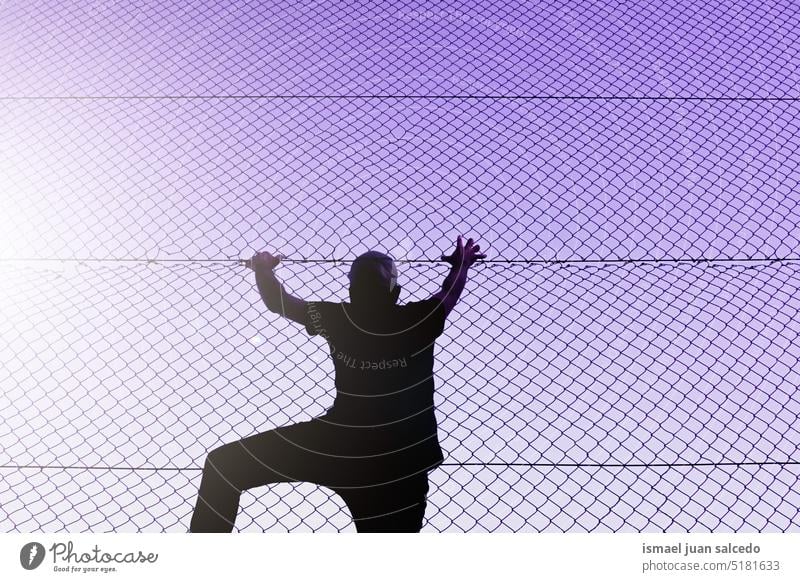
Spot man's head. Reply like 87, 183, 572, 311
348, 250, 401, 306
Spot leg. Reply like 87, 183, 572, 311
335, 471, 430, 533
190, 420, 333, 532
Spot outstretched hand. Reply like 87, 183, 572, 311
441, 235, 487, 269
246, 250, 284, 272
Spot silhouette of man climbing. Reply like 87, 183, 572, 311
190, 236, 486, 532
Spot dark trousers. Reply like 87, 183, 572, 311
190, 417, 432, 533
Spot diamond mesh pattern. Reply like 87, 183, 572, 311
1, 0, 799, 531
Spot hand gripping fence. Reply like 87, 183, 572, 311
1, 0, 800, 532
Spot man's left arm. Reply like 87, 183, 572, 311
250, 251, 308, 325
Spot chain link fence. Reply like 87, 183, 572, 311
1, 0, 800, 531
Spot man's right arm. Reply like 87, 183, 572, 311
431, 263, 470, 318
431, 235, 486, 318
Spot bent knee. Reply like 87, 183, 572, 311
203, 442, 240, 475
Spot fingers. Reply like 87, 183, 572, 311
461, 237, 481, 252
250, 251, 282, 269
463, 236, 487, 263
449, 236, 487, 262
452, 236, 484, 259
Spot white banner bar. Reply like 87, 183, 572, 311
1, 533, 798, 582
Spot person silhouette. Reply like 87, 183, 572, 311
189, 236, 486, 532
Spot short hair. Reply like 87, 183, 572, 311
348, 250, 398, 292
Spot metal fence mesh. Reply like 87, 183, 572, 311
1, 0, 800, 531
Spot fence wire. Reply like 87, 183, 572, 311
2, 260, 799, 531
1, 0, 800, 532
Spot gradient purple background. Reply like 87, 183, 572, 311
1, 0, 799, 531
